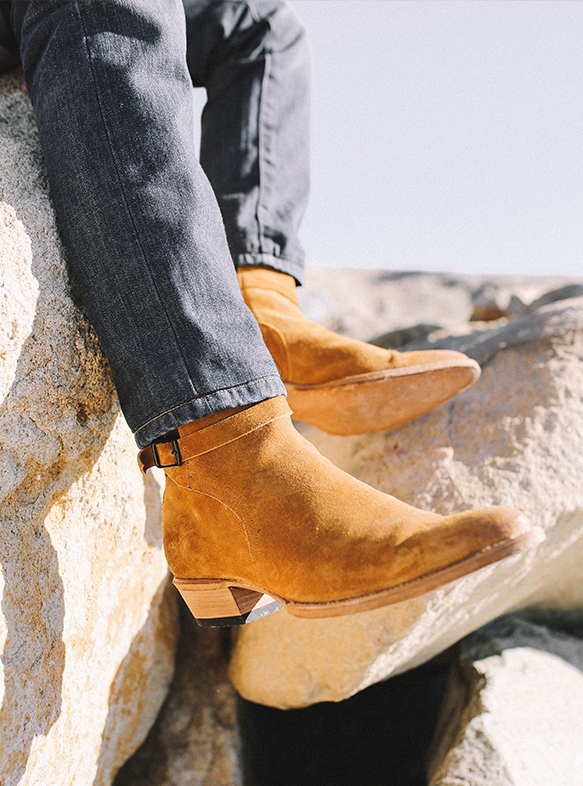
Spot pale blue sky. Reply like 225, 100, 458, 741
196, 1, 583, 276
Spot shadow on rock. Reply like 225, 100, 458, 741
93, 578, 178, 786
238, 649, 453, 786
113, 600, 241, 786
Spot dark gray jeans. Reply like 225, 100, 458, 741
0, 0, 310, 447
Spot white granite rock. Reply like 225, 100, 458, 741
0, 73, 177, 785
428, 615, 583, 786
229, 297, 583, 709
113, 618, 242, 786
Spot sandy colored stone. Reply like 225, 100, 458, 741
114, 614, 242, 786
428, 615, 583, 786
300, 267, 583, 342
1, 74, 177, 784
229, 297, 583, 709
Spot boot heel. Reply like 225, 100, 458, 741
173, 578, 283, 627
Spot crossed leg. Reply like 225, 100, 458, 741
4, 0, 543, 626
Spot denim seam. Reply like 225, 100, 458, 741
235, 0, 267, 250
256, 20, 271, 255
134, 374, 282, 435
233, 0, 271, 257
75, 1, 198, 401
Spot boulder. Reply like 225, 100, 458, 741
528, 283, 583, 312
300, 267, 583, 342
428, 615, 583, 786
0, 73, 177, 784
229, 297, 583, 709
114, 614, 242, 786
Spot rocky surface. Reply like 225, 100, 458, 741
1, 72, 177, 785
237, 650, 452, 786
4, 60, 583, 785
119, 283, 583, 783
114, 607, 242, 786
428, 614, 583, 786
230, 295, 583, 709
299, 267, 583, 343
114, 606, 453, 786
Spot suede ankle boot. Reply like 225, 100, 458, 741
139, 397, 544, 627
237, 266, 481, 435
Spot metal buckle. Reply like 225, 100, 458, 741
151, 439, 182, 469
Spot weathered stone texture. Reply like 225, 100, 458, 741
230, 298, 583, 709
428, 615, 583, 786
114, 613, 242, 786
1, 74, 177, 785
300, 267, 583, 342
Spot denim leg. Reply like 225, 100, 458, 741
182, 0, 310, 285
9, 0, 285, 447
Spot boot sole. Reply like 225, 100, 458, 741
285, 358, 480, 435
173, 526, 545, 627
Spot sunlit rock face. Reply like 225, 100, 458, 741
230, 297, 583, 709
0, 72, 177, 786
428, 615, 583, 786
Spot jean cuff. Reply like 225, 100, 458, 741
133, 374, 287, 448
235, 252, 305, 286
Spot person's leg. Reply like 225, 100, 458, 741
183, 0, 308, 284
7, 1, 542, 628
181, 0, 484, 435
10, 0, 285, 448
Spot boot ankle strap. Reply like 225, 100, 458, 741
138, 397, 292, 473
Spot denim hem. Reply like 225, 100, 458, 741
133, 374, 286, 448
235, 252, 305, 286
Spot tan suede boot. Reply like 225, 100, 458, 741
139, 397, 544, 627
237, 266, 481, 435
